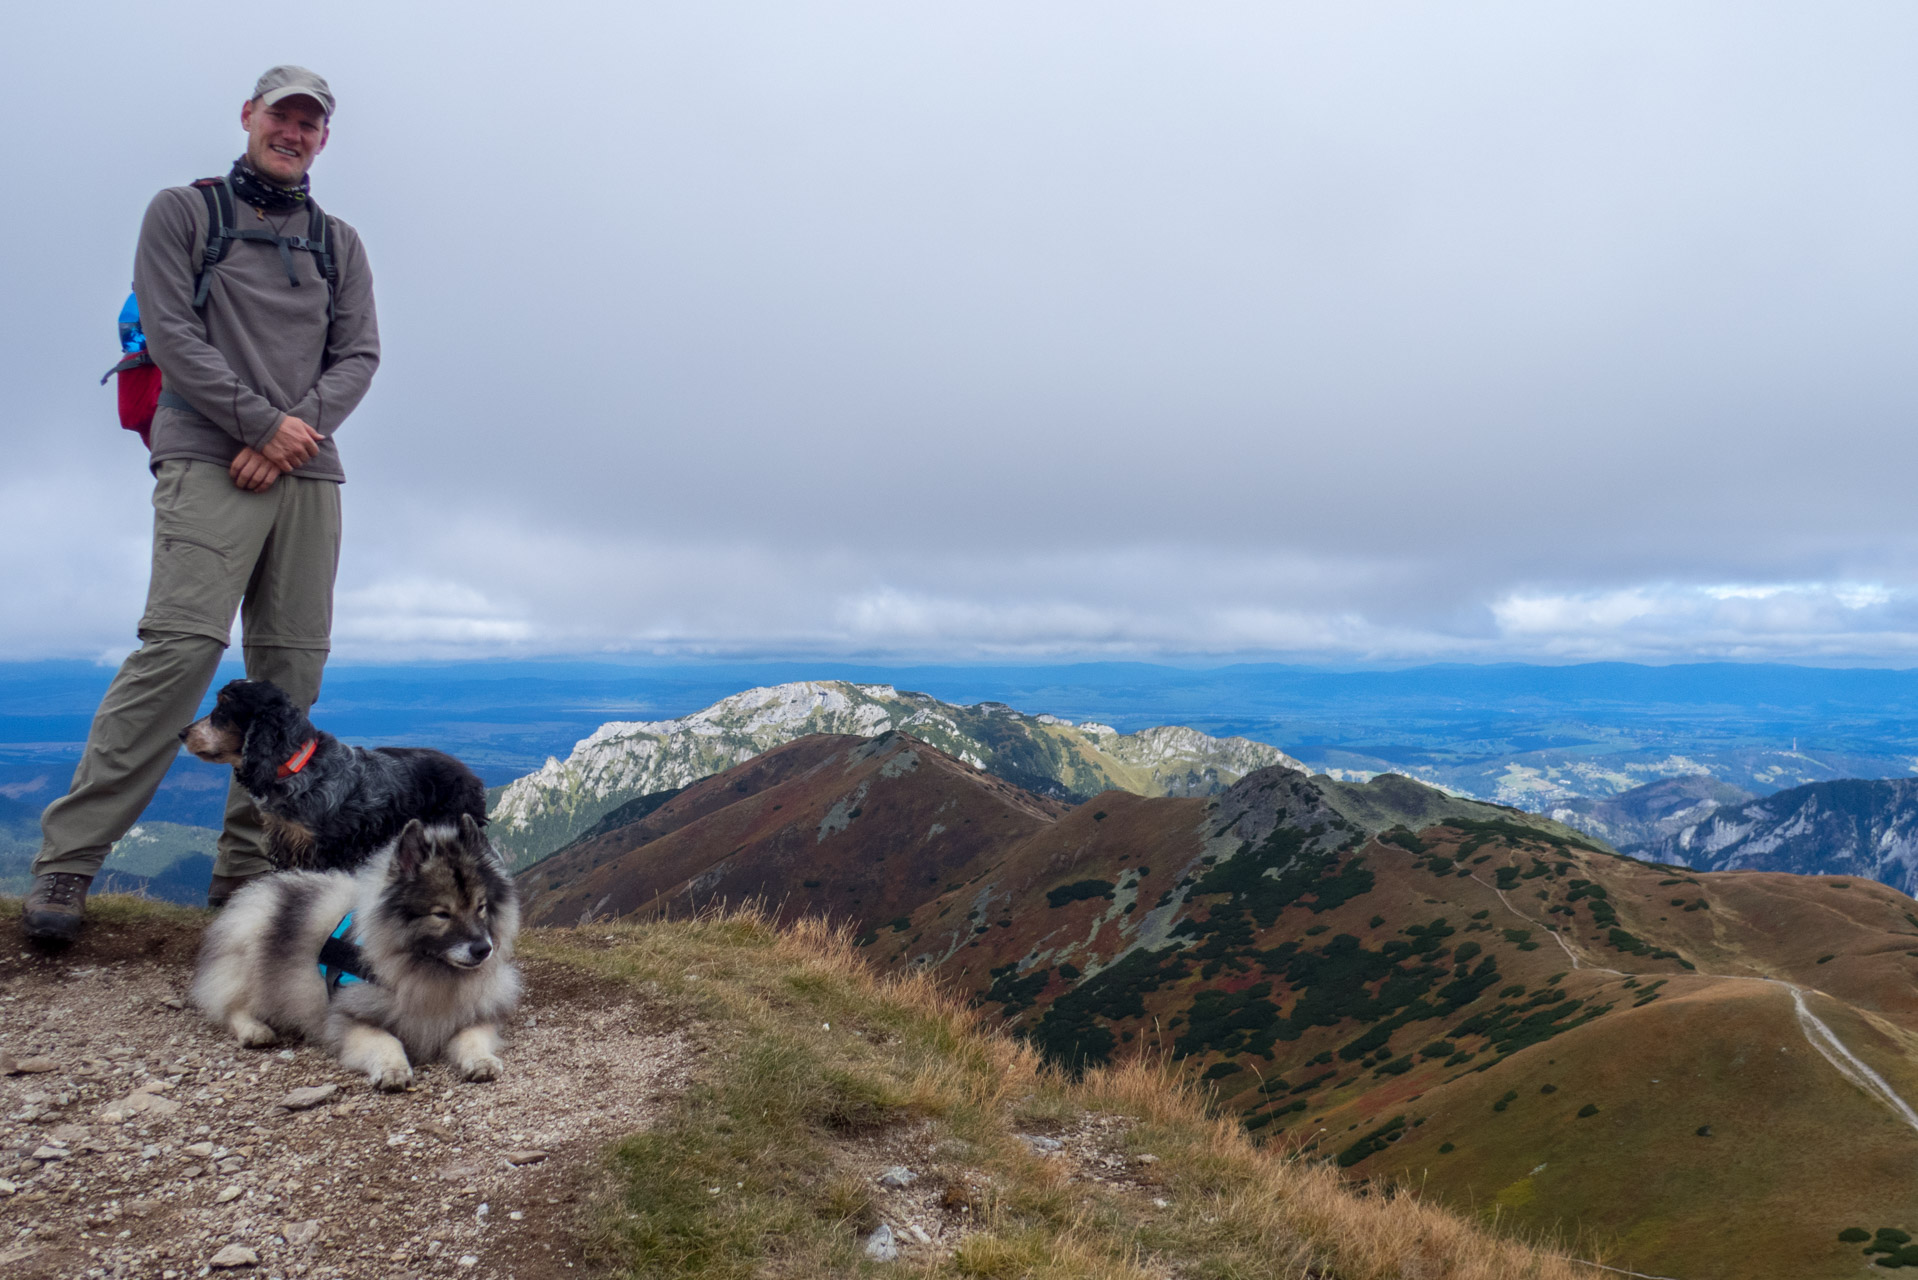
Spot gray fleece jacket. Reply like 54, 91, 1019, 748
133, 182, 379, 482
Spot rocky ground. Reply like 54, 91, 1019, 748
0, 906, 1195, 1279
0, 907, 692, 1280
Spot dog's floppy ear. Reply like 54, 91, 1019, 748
232, 681, 313, 793
393, 820, 430, 878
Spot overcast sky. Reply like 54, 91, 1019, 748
5, 3, 1918, 666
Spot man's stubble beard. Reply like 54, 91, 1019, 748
246, 137, 311, 187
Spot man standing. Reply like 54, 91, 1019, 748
22, 66, 379, 942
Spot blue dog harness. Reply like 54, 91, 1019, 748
317, 912, 377, 994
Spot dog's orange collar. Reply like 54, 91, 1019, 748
278, 738, 318, 779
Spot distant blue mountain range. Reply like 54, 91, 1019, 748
3, 659, 1914, 832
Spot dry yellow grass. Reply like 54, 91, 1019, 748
527, 907, 1600, 1280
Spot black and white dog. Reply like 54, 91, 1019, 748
181, 678, 487, 872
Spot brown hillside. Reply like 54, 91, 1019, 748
515, 742, 1918, 1278
886, 791, 1918, 1280
517, 732, 1067, 930
522, 732, 864, 884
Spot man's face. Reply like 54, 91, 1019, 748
240, 95, 329, 185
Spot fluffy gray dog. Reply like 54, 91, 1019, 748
192, 815, 520, 1089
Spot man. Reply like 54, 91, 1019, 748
22, 66, 379, 942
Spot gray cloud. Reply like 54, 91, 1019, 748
6, 2, 1918, 663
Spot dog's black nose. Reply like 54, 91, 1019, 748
469, 941, 493, 962
177, 728, 189, 742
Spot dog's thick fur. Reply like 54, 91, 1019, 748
181, 678, 487, 872
192, 816, 521, 1089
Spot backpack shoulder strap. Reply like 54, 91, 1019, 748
189, 177, 236, 309
305, 198, 338, 324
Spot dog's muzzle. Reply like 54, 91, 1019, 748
448, 938, 494, 968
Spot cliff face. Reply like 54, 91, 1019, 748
1547, 773, 1758, 851
1627, 777, 1918, 893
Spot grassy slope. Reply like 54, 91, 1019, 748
1253, 849, 1918, 1279
902, 806, 1918, 1280
1276, 846, 1918, 1280
99, 821, 220, 876
532, 910, 1587, 1280
1, 813, 221, 895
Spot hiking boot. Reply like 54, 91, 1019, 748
22, 872, 92, 944
207, 873, 261, 911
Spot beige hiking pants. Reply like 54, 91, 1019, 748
34, 460, 341, 880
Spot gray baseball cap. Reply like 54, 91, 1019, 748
252, 65, 335, 119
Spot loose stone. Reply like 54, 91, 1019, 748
279, 1085, 339, 1112
864, 1222, 899, 1261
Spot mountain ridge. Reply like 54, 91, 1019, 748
489, 680, 1302, 868
1633, 776, 1918, 893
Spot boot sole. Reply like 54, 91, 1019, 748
22, 911, 84, 944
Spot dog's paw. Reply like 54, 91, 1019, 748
229, 1013, 278, 1048
458, 1052, 504, 1083
368, 1063, 414, 1092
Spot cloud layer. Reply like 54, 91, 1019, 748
6, 3, 1918, 664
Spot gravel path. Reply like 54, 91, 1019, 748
0, 910, 692, 1280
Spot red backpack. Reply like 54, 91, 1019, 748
101, 290, 160, 448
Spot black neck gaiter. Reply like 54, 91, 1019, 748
229, 156, 310, 211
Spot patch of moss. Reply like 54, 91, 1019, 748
1336, 1114, 1406, 1167
1381, 827, 1427, 854
981, 964, 1052, 1017
1046, 879, 1116, 908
